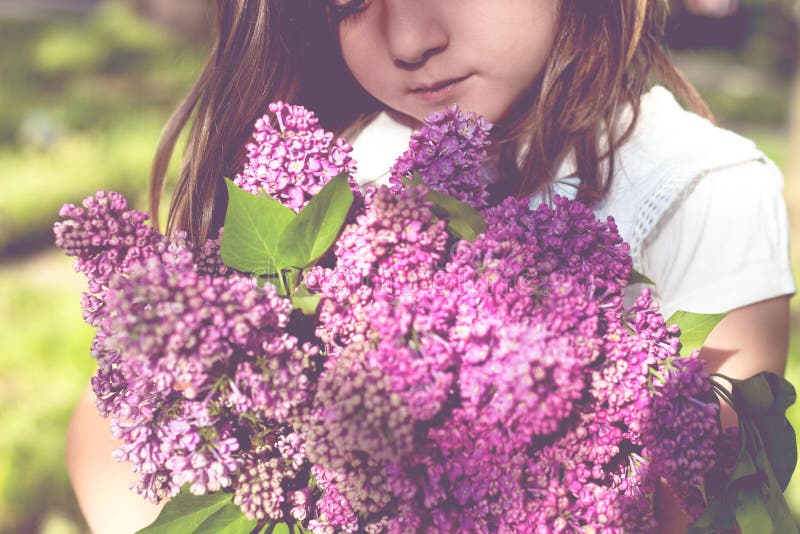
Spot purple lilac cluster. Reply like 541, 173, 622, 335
390, 104, 492, 208
643, 352, 721, 517
298, 177, 718, 531
481, 194, 634, 303
54, 191, 164, 327
234, 101, 358, 212
55, 102, 725, 532
292, 106, 720, 532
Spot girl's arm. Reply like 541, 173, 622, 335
701, 295, 791, 425
66, 381, 166, 534
655, 294, 792, 533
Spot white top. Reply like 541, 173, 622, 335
348, 86, 796, 319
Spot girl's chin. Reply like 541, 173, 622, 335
405, 104, 501, 125
388, 96, 506, 125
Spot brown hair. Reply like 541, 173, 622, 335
150, 0, 711, 245
149, 0, 379, 244
486, 0, 712, 204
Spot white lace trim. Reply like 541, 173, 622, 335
630, 155, 766, 262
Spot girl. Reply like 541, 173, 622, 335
66, 1, 795, 532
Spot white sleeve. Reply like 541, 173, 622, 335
639, 159, 796, 318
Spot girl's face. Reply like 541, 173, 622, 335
331, 0, 558, 125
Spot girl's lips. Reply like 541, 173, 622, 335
410, 75, 472, 102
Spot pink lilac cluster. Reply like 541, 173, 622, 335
234, 101, 358, 212
55, 192, 320, 506
53, 191, 164, 326
455, 278, 601, 442
304, 183, 449, 355
389, 104, 492, 208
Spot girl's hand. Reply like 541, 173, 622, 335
66, 381, 166, 534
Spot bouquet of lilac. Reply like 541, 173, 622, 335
55, 103, 797, 533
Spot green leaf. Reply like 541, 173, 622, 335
688, 492, 737, 534
734, 485, 773, 534
194, 502, 258, 534
730, 372, 798, 490
278, 174, 353, 269
731, 443, 759, 481
291, 285, 322, 315
666, 310, 727, 356
258, 524, 291, 534
221, 178, 296, 275
404, 173, 486, 241
136, 490, 232, 534
688, 432, 760, 534
425, 188, 487, 241
692, 375, 799, 534
753, 446, 798, 533
629, 269, 654, 286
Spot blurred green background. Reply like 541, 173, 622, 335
0, 1, 798, 532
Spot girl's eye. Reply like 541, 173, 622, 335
328, 0, 370, 23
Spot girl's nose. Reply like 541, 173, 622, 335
383, 0, 449, 69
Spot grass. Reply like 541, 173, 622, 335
0, 0, 203, 254
0, 116, 165, 252
0, 253, 95, 532
785, 334, 800, 515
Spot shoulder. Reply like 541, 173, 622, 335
638, 157, 795, 317
671, 156, 786, 221
607, 85, 763, 187
620, 86, 759, 162
593, 85, 768, 257
594, 86, 796, 315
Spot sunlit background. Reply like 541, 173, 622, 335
0, 1, 798, 532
